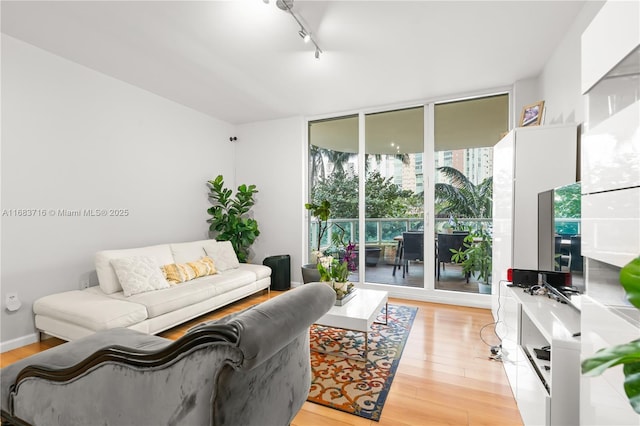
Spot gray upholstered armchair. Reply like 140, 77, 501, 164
1, 283, 336, 426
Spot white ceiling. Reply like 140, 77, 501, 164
1, 1, 586, 125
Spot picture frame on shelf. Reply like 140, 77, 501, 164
519, 101, 545, 127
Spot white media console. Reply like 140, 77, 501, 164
496, 281, 581, 425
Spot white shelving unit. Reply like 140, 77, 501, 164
580, 1, 640, 424
491, 125, 578, 319
491, 124, 580, 424
497, 281, 581, 426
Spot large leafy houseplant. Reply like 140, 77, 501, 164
450, 229, 492, 284
206, 175, 259, 263
581, 256, 640, 414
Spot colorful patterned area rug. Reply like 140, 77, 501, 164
308, 304, 417, 421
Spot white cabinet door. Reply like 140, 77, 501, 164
581, 101, 640, 194
497, 282, 519, 394
581, 296, 640, 425
581, 0, 640, 93
491, 125, 577, 316
492, 133, 514, 317
512, 126, 577, 270
516, 348, 551, 426
582, 187, 640, 268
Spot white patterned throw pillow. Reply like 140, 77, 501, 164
110, 256, 170, 297
203, 240, 240, 272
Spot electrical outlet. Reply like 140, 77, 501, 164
6, 293, 21, 311
79, 277, 91, 289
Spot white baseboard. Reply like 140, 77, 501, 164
0, 333, 39, 353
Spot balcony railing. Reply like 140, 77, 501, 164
309, 217, 493, 250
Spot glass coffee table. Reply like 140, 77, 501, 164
312, 287, 388, 361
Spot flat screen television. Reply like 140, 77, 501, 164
538, 182, 585, 294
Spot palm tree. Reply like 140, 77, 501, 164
309, 145, 325, 188
434, 166, 493, 219
365, 153, 410, 171
326, 150, 353, 174
309, 147, 356, 185
310, 144, 413, 184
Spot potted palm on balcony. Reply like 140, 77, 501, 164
450, 229, 492, 294
302, 200, 331, 283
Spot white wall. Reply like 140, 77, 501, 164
511, 2, 605, 129
0, 35, 236, 349
539, 1, 606, 126
512, 77, 540, 125
236, 116, 305, 285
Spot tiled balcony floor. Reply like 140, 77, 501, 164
351, 260, 482, 294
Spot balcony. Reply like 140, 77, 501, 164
309, 217, 492, 293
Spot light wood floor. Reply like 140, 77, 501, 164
1, 290, 523, 426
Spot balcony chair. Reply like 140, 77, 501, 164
399, 231, 424, 278
436, 232, 469, 281
569, 235, 583, 272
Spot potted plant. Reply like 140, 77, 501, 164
302, 200, 349, 283
305, 200, 331, 254
317, 254, 355, 303
206, 175, 259, 263
301, 201, 329, 283
450, 228, 492, 294
442, 215, 457, 234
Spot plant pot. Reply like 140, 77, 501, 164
334, 285, 356, 306
478, 282, 491, 294
301, 263, 321, 284
383, 244, 397, 265
354, 246, 382, 267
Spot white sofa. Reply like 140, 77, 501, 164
33, 239, 272, 341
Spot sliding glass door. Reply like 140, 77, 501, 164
433, 94, 508, 293
308, 115, 360, 281
306, 92, 509, 297
363, 107, 425, 287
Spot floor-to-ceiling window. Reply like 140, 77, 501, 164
363, 107, 425, 287
433, 94, 509, 293
307, 115, 360, 281
306, 93, 509, 300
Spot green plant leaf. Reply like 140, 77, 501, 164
206, 175, 259, 262
620, 256, 640, 309
582, 339, 640, 376
623, 360, 640, 413
582, 340, 640, 413
581, 255, 640, 416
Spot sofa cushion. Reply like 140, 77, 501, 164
161, 257, 217, 284
203, 240, 240, 272
107, 270, 256, 318
96, 244, 174, 294
169, 240, 212, 264
111, 256, 170, 297
34, 289, 148, 331
237, 263, 271, 281
206, 269, 258, 294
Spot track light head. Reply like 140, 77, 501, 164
276, 0, 293, 11
275, 0, 322, 60
298, 29, 311, 43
